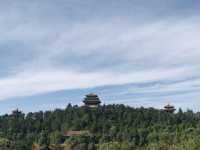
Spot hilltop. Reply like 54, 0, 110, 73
0, 104, 200, 150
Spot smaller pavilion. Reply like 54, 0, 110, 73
163, 103, 176, 113
83, 93, 101, 108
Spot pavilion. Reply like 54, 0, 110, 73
163, 103, 176, 113
83, 93, 101, 108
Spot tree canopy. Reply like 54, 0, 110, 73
0, 104, 199, 149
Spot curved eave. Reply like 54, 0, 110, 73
83, 100, 101, 104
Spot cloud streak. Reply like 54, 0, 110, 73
0, 66, 191, 100
0, 0, 199, 112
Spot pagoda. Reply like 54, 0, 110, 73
83, 93, 101, 108
163, 103, 176, 113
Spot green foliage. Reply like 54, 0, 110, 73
1, 105, 200, 149
0, 138, 14, 150
50, 131, 62, 144
98, 142, 135, 150
65, 135, 96, 150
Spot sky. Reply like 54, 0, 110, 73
0, 0, 200, 114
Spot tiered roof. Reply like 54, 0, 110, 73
164, 103, 176, 113
63, 130, 90, 137
83, 93, 101, 107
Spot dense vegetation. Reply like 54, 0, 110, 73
0, 104, 200, 150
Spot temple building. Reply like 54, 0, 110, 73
163, 103, 176, 113
83, 93, 101, 108
11, 108, 23, 118
63, 130, 90, 137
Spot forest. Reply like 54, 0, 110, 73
0, 104, 200, 150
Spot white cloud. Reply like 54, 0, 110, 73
0, 65, 193, 100
0, 1, 199, 104
35, 18, 200, 71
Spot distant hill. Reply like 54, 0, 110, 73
0, 104, 200, 150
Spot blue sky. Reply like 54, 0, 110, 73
0, 0, 200, 114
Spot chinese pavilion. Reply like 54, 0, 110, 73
83, 93, 101, 108
164, 103, 176, 113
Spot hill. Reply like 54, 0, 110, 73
0, 104, 200, 150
